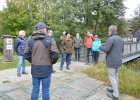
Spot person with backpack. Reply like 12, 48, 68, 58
24, 22, 59, 100
91, 35, 101, 65
84, 32, 94, 64
14, 30, 28, 77
60, 32, 74, 70
74, 33, 83, 61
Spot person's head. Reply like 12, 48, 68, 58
47, 30, 54, 36
87, 32, 90, 36
19, 30, 26, 38
36, 22, 49, 32
76, 33, 80, 37
65, 32, 71, 38
108, 25, 117, 36
94, 35, 98, 40
63, 31, 66, 35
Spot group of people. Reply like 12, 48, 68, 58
14, 22, 124, 100
59, 31, 101, 71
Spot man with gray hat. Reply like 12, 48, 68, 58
99, 25, 124, 100
24, 22, 59, 100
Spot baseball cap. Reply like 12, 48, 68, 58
36, 22, 49, 29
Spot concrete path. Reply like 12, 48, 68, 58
0, 62, 138, 100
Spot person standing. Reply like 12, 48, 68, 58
92, 35, 101, 65
60, 32, 73, 70
99, 25, 124, 100
24, 22, 59, 100
74, 33, 83, 61
14, 30, 27, 77
84, 32, 94, 64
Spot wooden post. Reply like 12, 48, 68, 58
2, 35, 16, 62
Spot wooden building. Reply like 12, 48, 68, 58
132, 26, 140, 41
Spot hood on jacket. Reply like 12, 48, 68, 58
32, 30, 47, 40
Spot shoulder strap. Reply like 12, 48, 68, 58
41, 36, 52, 49
28, 37, 36, 49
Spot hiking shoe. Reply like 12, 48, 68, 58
106, 87, 113, 93
60, 67, 63, 71
22, 72, 28, 74
66, 67, 70, 70
17, 73, 21, 77
107, 93, 119, 100
52, 70, 56, 73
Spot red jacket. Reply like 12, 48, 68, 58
84, 36, 94, 48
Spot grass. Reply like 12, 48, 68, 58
0, 55, 31, 70
82, 62, 140, 98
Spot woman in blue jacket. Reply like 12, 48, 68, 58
92, 35, 101, 65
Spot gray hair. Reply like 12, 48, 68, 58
109, 25, 117, 34
19, 30, 25, 36
47, 30, 53, 34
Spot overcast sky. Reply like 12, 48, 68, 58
0, 0, 140, 19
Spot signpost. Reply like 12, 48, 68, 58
2, 35, 16, 62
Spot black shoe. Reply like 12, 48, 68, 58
60, 67, 63, 71
52, 70, 56, 73
106, 87, 113, 93
22, 72, 28, 74
17, 73, 21, 77
66, 67, 70, 70
107, 93, 119, 100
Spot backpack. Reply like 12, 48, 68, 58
28, 36, 60, 64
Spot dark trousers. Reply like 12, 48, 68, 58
74, 48, 80, 61
86, 48, 91, 63
92, 51, 100, 64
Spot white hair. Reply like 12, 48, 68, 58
19, 30, 26, 36
48, 30, 53, 34
109, 25, 117, 34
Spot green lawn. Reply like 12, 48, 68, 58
0, 55, 31, 70
82, 63, 140, 98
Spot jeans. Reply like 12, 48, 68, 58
60, 53, 72, 68
92, 51, 100, 64
17, 56, 26, 74
74, 48, 80, 61
31, 75, 51, 100
108, 68, 119, 97
86, 48, 91, 63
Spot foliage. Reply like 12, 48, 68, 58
0, 0, 126, 46
82, 63, 140, 98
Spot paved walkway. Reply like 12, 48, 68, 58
0, 62, 139, 100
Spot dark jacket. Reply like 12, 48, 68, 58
61, 37, 74, 54
99, 34, 124, 68
24, 30, 59, 78
74, 37, 83, 48
14, 36, 27, 56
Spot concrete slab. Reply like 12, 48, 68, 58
0, 83, 21, 91
6, 88, 30, 100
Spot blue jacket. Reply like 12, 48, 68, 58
92, 39, 101, 52
14, 36, 27, 56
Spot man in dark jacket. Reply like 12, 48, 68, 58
99, 25, 124, 100
24, 22, 59, 100
14, 30, 27, 77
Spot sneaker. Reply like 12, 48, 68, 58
22, 72, 28, 74
60, 67, 63, 71
66, 67, 70, 70
107, 93, 119, 100
17, 73, 21, 77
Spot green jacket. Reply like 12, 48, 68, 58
61, 37, 74, 54
74, 37, 83, 48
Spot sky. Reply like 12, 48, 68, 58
0, 0, 140, 19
